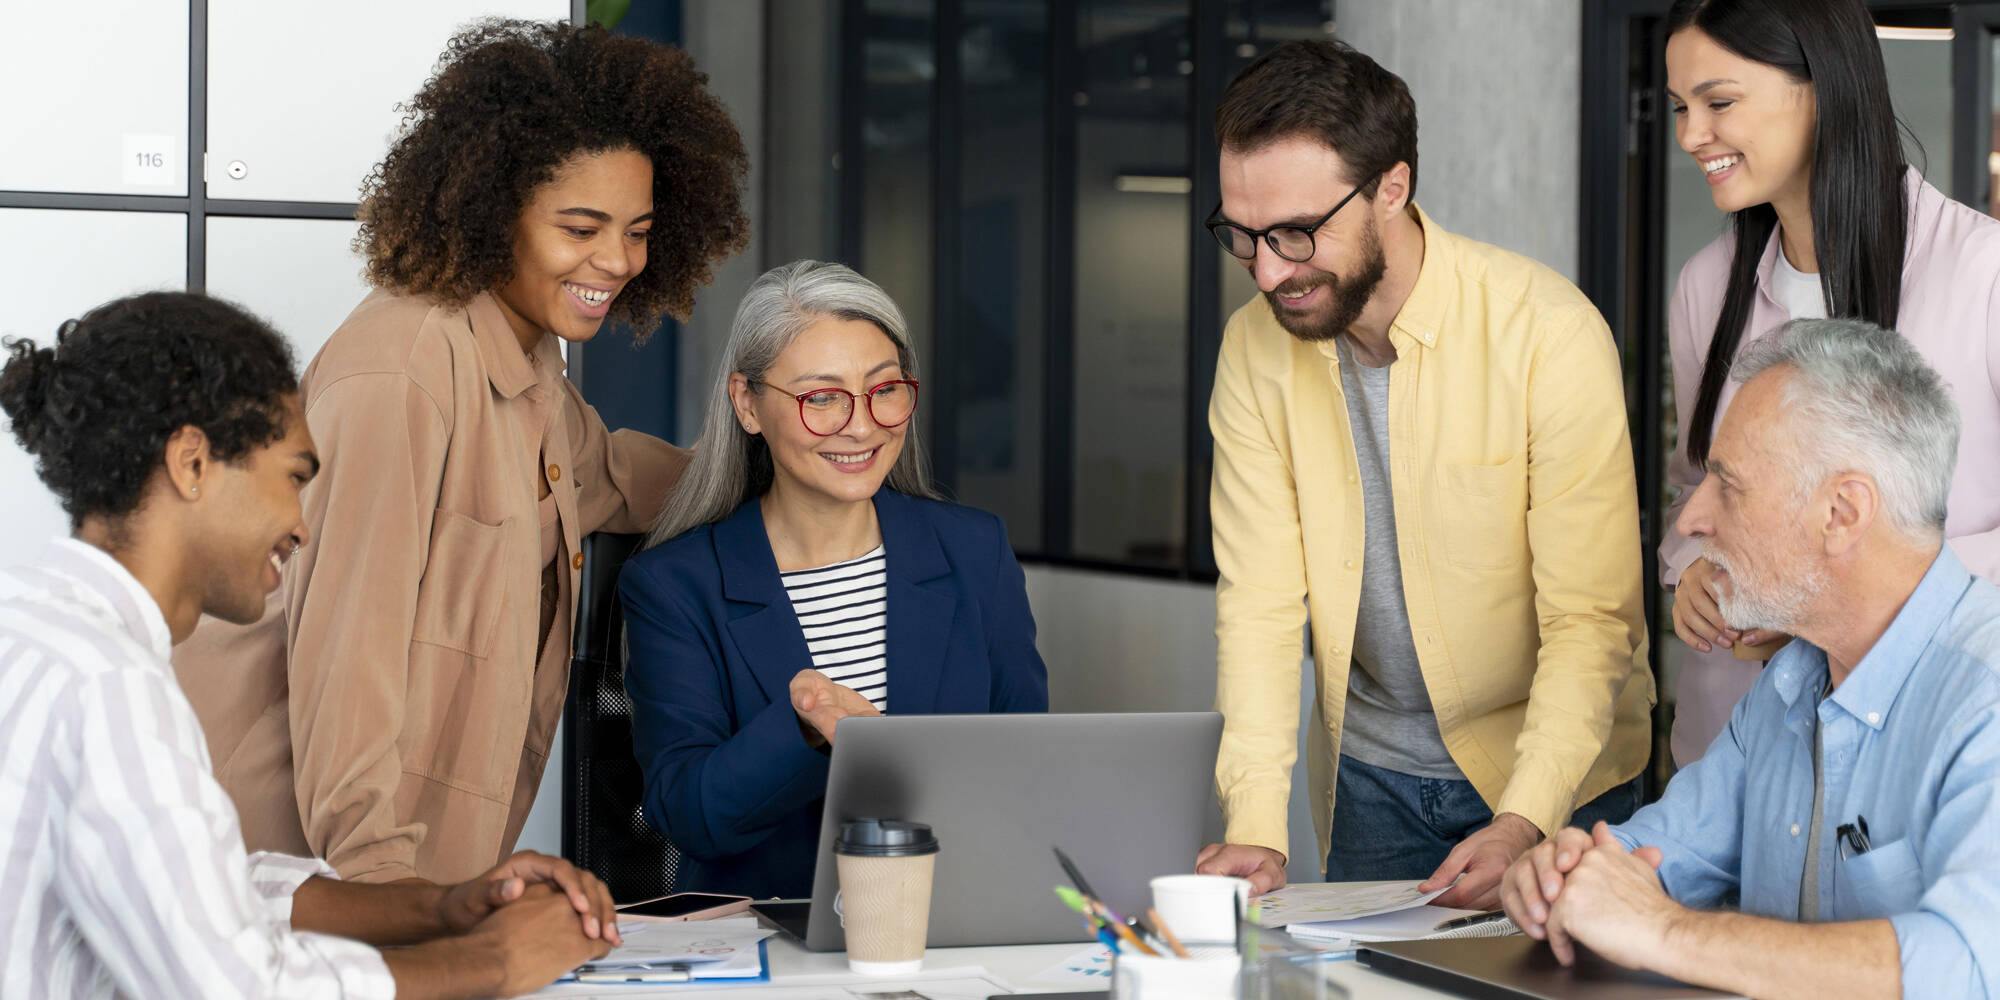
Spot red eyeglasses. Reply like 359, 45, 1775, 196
751, 378, 920, 436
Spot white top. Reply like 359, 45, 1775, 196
781, 545, 889, 711
1770, 243, 1829, 320
0, 539, 394, 1000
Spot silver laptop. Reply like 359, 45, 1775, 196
803, 711, 1223, 951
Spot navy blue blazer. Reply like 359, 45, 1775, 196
618, 488, 1048, 899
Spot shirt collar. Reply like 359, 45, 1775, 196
40, 537, 174, 663
1754, 168, 1930, 303
467, 292, 568, 400
1386, 202, 1453, 354
1770, 546, 1971, 730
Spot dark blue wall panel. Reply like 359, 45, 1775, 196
578, 0, 684, 439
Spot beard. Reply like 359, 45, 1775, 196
1700, 539, 1827, 635
1264, 214, 1388, 343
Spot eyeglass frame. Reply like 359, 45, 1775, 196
1204, 180, 1369, 263
746, 377, 922, 437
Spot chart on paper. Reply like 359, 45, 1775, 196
1252, 880, 1451, 928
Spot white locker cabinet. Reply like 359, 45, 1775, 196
206, 0, 568, 205
0, 209, 186, 569
206, 217, 369, 365
0, 0, 190, 195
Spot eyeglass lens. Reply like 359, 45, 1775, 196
800, 381, 918, 435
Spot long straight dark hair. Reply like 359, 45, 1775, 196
1668, 0, 1909, 467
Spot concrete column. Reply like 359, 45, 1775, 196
1339, 0, 1582, 280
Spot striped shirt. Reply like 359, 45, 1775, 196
781, 545, 889, 710
0, 539, 394, 999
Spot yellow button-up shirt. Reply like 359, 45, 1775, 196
1209, 205, 1654, 866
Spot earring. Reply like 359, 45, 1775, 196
189, 486, 198, 496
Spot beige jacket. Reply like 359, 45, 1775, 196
174, 289, 688, 884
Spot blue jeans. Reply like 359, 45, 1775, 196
1323, 754, 1643, 880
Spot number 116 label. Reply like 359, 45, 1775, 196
122, 133, 176, 187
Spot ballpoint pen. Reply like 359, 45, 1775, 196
1432, 910, 1514, 933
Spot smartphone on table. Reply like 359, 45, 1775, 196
614, 891, 752, 922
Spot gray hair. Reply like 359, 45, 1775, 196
646, 260, 940, 547
1731, 317, 1958, 542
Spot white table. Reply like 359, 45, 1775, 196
532, 934, 1459, 997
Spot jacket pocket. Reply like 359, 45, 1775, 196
410, 508, 510, 658
1834, 837, 1922, 919
1437, 457, 1527, 570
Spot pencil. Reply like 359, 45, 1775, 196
1147, 907, 1191, 958
1097, 907, 1160, 957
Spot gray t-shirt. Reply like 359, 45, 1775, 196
1334, 336, 1461, 779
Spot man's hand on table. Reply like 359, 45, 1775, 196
1194, 843, 1289, 894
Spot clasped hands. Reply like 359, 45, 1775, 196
437, 849, 621, 946
790, 668, 881, 747
1500, 820, 1682, 971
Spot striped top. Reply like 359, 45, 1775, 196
0, 538, 394, 1000
781, 545, 889, 711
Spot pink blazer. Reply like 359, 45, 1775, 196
1663, 173, 2000, 586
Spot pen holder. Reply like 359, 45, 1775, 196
1111, 947, 1243, 1000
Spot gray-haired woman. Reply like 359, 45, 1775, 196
617, 260, 1048, 898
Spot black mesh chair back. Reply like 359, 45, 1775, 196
563, 531, 681, 902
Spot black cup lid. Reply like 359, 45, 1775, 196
835, 818, 939, 857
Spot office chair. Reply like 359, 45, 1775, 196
562, 531, 681, 903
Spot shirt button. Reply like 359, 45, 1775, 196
548, 464, 562, 482
1347, 474, 1358, 484
1867, 712, 1881, 725
571, 552, 585, 571
1790, 824, 1801, 836
1346, 559, 1357, 570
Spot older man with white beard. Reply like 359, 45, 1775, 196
1497, 318, 2000, 1000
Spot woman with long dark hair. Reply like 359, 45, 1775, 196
1662, 0, 2000, 763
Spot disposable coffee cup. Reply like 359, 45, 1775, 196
835, 818, 940, 975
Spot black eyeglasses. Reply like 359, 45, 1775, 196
1205, 182, 1367, 263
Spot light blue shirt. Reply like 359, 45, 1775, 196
1613, 546, 2000, 998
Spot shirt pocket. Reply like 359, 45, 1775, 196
1437, 456, 1527, 571
1834, 837, 1922, 919
411, 508, 511, 659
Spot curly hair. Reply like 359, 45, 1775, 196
354, 19, 750, 337
0, 292, 298, 525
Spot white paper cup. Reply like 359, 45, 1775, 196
1149, 874, 1251, 945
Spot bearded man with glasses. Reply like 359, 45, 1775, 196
1194, 40, 1654, 911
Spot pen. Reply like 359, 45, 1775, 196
1053, 846, 1103, 901
1433, 910, 1514, 933
1096, 925, 1123, 955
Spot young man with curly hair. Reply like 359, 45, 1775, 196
0, 292, 621, 999
174, 19, 752, 885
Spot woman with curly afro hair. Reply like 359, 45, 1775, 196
175, 18, 750, 886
